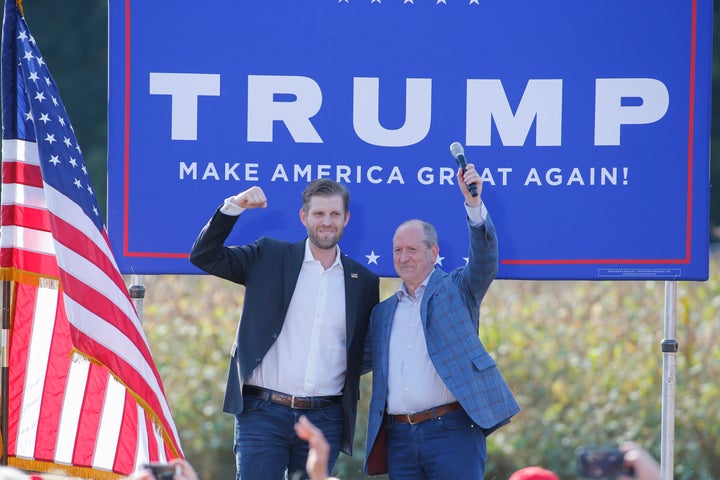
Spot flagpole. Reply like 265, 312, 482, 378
1, 280, 12, 465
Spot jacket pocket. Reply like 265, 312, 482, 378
471, 354, 497, 371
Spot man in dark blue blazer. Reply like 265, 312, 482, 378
364, 164, 520, 479
190, 179, 379, 480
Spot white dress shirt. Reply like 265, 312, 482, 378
247, 239, 347, 396
221, 198, 348, 397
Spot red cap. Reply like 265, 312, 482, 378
509, 466, 560, 480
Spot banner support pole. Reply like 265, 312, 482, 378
660, 280, 678, 480
129, 275, 146, 324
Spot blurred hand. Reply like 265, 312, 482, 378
294, 415, 340, 480
169, 458, 199, 480
619, 442, 660, 480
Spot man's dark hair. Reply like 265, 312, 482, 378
301, 179, 350, 213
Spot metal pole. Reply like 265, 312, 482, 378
129, 274, 146, 324
660, 280, 678, 480
1, 280, 12, 465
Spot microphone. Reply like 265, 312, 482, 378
449, 142, 478, 197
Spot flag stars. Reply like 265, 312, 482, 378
87, 185, 94, 196
51, 96, 59, 107
69, 156, 78, 168
371, 0, 381, 3
23, 50, 34, 62
434, 255, 445, 266
24, 111, 33, 122
366, 251, 380, 265
75, 143, 82, 154
81, 165, 88, 175
58, 116, 65, 127
48, 155, 61, 166
404, 0, 414, 3
34, 91, 46, 102
437, 0, 447, 3
63, 137, 73, 148
45, 76, 51, 86
38, 113, 50, 124
36, 56, 45, 67
92, 206, 99, 217
17, 30, 28, 41
73, 178, 82, 189
44, 133, 56, 144
28, 71, 39, 82
469, 0, 479, 4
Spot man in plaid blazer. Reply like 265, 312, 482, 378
363, 163, 520, 479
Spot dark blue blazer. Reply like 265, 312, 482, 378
190, 209, 380, 455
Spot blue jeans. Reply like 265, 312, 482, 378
233, 396, 344, 480
386, 408, 487, 480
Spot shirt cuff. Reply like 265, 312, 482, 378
220, 197, 246, 216
465, 201, 487, 227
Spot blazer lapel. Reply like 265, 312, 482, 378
380, 295, 398, 376
341, 255, 364, 349
420, 267, 443, 327
282, 239, 306, 314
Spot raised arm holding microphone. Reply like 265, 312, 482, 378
363, 157, 520, 480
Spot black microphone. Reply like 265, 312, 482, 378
449, 142, 478, 197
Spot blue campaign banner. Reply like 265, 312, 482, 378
107, 0, 712, 280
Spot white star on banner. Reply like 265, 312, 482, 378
435, 255, 445, 266
338, 0, 349, 3
371, 0, 381, 3
469, 0, 479, 4
404, 0, 414, 3
437, 0, 447, 3
366, 251, 380, 265
463, 257, 469, 264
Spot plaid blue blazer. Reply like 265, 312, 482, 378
363, 214, 520, 475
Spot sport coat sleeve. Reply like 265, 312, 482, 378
453, 212, 499, 317
189, 208, 262, 284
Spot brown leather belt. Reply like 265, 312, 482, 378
242, 385, 341, 410
390, 401, 463, 425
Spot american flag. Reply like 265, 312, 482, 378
1, 1, 183, 476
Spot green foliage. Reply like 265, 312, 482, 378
137, 255, 720, 479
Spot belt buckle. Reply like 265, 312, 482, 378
290, 396, 298, 409
406, 414, 418, 425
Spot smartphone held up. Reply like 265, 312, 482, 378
142, 463, 178, 480
576, 446, 634, 479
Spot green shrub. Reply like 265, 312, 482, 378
138, 253, 720, 479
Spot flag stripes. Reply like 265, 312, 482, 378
1, 3, 183, 477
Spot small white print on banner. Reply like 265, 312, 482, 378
598, 269, 681, 279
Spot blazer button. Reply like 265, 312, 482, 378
272, 333, 278, 339
255, 358, 261, 363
